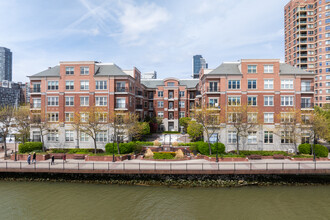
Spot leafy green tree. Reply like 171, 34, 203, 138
187, 121, 203, 141
179, 117, 191, 133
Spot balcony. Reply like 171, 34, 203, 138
136, 104, 143, 110
31, 88, 41, 93
115, 103, 128, 109
301, 103, 314, 108
301, 86, 314, 92
206, 87, 220, 93
116, 87, 128, 93
30, 103, 41, 109
136, 91, 143, 96
207, 103, 221, 109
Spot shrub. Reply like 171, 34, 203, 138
67, 149, 90, 154
163, 131, 180, 134
298, 143, 311, 154
153, 152, 176, 159
211, 142, 225, 155
18, 142, 42, 153
134, 141, 154, 146
189, 142, 198, 152
195, 142, 225, 155
51, 149, 68, 153
196, 141, 209, 155
178, 143, 194, 146
105, 142, 134, 154
314, 144, 329, 157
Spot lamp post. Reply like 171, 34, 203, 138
216, 134, 219, 163
9, 135, 17, 161
111, 135, 115, 163
313, 134, 316, 162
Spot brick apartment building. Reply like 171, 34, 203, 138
284, 0, 330, 106
29, 59, 314, 152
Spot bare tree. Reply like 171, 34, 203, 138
227, 105, 260, 154
192, 106, 221, 155
0, 106, 14, 157
13, 106, 31, 143
31, 114, 51, 152
78, 106, 107, 154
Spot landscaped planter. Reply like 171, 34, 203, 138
142, 157, 191, 161
85, 155, 133, 162
10, 154, 50, 161
290, 157, 329, 161
204, 156, 248, 162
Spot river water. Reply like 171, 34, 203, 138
0, 181, 329, 220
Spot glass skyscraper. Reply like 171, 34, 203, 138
0, 47, 12, 81
192, 55, 208, 79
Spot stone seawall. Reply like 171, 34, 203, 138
0, 172, 329, 188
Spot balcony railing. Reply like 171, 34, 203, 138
136, 91, 143, 96
116, 87, 128, 92
207, 87, 220, 92
301, 103, 314, 108
207, 103, 220, 109
301, 86, 314, 92
31, 88, 41, 93
136, 104, 143, 109
30, 103, 41, 109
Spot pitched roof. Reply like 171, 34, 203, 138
207, 63, 241, 75
29, 66, 60, 77
141, 79, 199, 88
94, 64, 128, 76
279, 63, 314, 75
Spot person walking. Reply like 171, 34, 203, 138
27, 154, 31, 165
32, 152, 36, 164
51, 155, 55, 165
63, 153, 66, 163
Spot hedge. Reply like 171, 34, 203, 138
162, 131, 180, 134
195, 141, 225, 155
18, 142, 43, 153
153, 152, 176, 159
314, 144, 329, 157
298, 143, 311, 154
51, 148, 103, 154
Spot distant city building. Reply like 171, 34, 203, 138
284, 0, 329, 107
0, 47, 12, 81
142, 71, 157, 79
0, 81, 22, 107
192, 55, 208, 79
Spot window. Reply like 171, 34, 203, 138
80, 80, 89, 90
248, 113, 258, 123
48, 130, 59, 142
96, 81, 107, 90
179, 91, 185, 97
66, 67, 74, 75
47, 97, 59, 106
47, 113, 59, 122
32, 98, 41, 108
209, 82, 218, 92
228, 97, 241, 106
65, 81, 74, 90
80, 66, 89, 75
80, 132, 89, 142
247, 96, 257, 106
264, 79, 274, 89
65, 97, 74, 106
158, 91, 163, 97
80, 96, 89, 106
247, 65, 257, 73
248, 80, 257, 89
116, 98, 126, 108
96, 113, 107, 122
264, 96, 274, 106
209, 98, 219, 107
179, 101, 185, 108
96, 131, 107, 142
80, 113, 89, 122
65, 130, 74, 142
264, 131, 274, 143
158, 101, 164, 108
179, 112, 185, 118
264, 65, 274, 73
228, 131, 237, 144
264, 113, 274, 123
158, 112, 164, 118
281, 79, 294, 89
95, 97, 107, 106
47, 81, 58, 90
32, 83, 41, 93
326, 75, 330, 80
281, 113, 294, 123
248, 131, 257, 144
228, 80, 240, 89
281, 131, 293, 143
65, 113, 74, 122
281, 96, 294, 106
228, 113, 241, 123
167, 82, 175, 86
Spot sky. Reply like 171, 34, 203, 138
0, 0, 288, 82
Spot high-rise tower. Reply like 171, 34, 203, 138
0, 47, 12, 81
192, 55, 208, 79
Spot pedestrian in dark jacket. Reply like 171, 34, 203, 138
32, 152, 36, 164
27, 154, 31, 165
51, 155, 55, 165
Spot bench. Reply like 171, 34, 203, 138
73, 154, 86, 160
248, 154, 262, 160
273, 154, 285, 159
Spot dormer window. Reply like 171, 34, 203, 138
66, 67, 74, 75
167, 82, 175, 86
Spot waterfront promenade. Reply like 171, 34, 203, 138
0, 159, 330, 175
